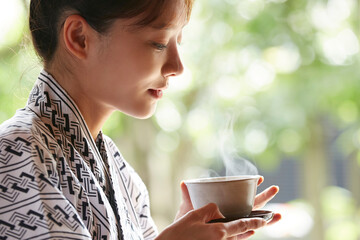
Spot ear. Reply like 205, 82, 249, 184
62, 15, 92, 60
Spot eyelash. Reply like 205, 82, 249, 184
151, 40, 183, 51
152, 42, 168, 51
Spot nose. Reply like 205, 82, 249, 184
162, 43, 184, 78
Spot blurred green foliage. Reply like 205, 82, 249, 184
1, 0, 360, 239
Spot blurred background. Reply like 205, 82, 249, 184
1, 0, 360, 239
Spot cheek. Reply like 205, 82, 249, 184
103, 42, 163, 79
84, 40, 164, 105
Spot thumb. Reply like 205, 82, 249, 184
180, 181, 192, 204
196, 203, 225, 223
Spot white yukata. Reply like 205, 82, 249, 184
0, 70, 158, 240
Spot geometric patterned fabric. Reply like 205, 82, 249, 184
0, 70, 158, 240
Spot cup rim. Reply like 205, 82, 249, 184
184, 175, 261, 184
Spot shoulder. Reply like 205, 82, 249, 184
0, 110, 92, 239
0, 108, 60, 175
1, 107, 56, 145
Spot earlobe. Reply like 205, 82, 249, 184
63, 15, 89, 60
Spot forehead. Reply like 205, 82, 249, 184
127, 0, 190, 30
150, 0, 189, 29
108, 0, 191, 33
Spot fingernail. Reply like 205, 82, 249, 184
262, 219, 267, 226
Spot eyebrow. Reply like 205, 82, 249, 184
150, 21, 188, 30
150, 22, 175, 30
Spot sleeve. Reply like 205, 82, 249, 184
0, 133, 92, 240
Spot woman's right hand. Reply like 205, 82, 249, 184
156, 203, 267, 240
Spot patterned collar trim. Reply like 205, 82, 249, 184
27, 70, 104, 169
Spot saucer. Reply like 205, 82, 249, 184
208, 210, 274, 223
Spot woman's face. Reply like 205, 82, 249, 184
82, 0, 187, 119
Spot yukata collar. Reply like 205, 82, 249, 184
27, 69, 104, 164
26, 70, 144, 236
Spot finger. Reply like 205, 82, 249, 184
266, 213, 282, 226
253, 185, 279, 210
225, 218, 266, 237
175, 182, 195, 221
257, 176, 264, 186
180, 181, 192, 206
236, 230, 255, 239
195, 203, 225, 223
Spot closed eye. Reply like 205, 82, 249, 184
152, 42, 168, 51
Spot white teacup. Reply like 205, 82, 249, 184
184, 175, 260, 219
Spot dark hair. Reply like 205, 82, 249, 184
29, 0, 193, 64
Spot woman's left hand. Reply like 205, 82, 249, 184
252, 176, 282, 226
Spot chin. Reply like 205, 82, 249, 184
125, 106, 157, 120
133, 112, 154, 120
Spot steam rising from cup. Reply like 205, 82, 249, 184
209, 114, 258, 177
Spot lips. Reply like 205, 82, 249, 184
148, 89, 163, 99
148, 82, 168, 99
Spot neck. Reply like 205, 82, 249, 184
46, 67, 114, 141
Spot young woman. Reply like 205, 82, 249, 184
0, 0, 281, 239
